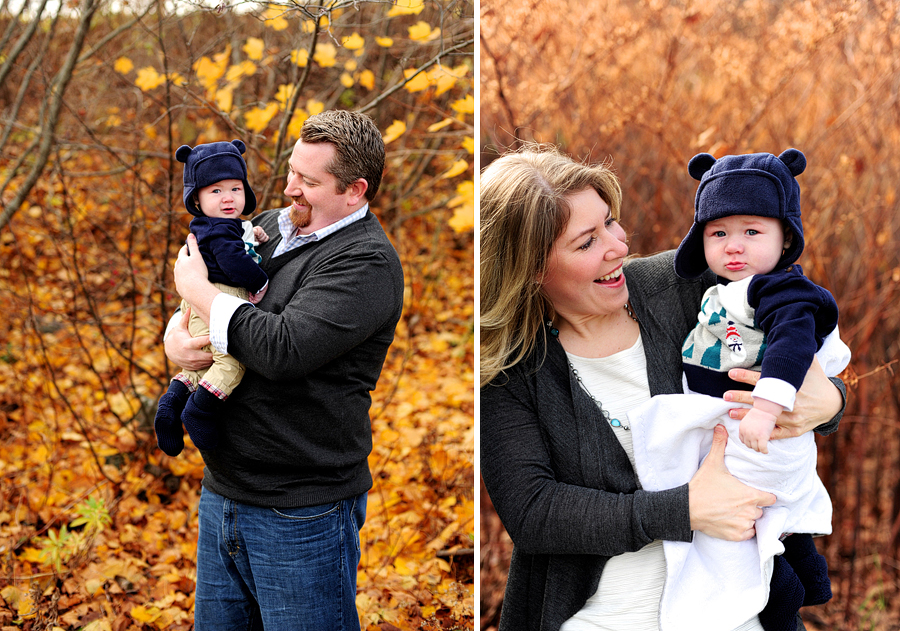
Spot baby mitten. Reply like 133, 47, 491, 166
154, 380, 190, 456
181, 386, 223, 450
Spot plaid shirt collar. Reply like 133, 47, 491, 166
273, 204, 369, 256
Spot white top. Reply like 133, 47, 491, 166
560, 335, 763, 631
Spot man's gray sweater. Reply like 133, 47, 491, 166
200, 208, 404, 509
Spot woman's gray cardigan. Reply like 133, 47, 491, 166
480, 251, 845, 631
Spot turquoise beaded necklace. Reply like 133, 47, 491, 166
547, 303, 638, 431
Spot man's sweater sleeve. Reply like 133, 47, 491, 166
226, 246, 403, 381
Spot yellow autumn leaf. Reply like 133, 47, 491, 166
461, 136, 474, 154
344, 59, 358, 71
114, 56, 134, 74
340, 72, 354, 88
427, 118, 454, 132
167, 72, 187, 86
451, 94, 474, 115
194, 54, 229, 92
291, 49, 309, 67
440, 159, 468, 180
303, 19, 316, 33
244, 103, 279, 133
342, 32, 365, 50
19, 547, 44, 563
306, 99, 324, 116
275, 84, 295, 110
130, 605, 162, 624
408, 21, 440, 42
263, 6, 288, 30
243, 37, 265, 60
17, 590, 37, 620
134, 66, 166, 91
313, 42, 337, 67
359, 69, 375, 90
288, 109, 308, 140
387, 0, 425, 16
382, 119, 406, 145
226, 60, 256, 83
215, 87, 234, 113
403, 68, 430, 93
375, 36, 394, 48
430, 63, 469, 96
447, 180, 474, 232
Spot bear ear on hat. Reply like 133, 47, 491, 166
778, 148, 807, 176
688, 153, 717, 181
230, 139, 246, 154
175, 145, 193, 163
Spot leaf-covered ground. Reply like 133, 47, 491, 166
0, 208, 473, 631
0, 1, 473, 628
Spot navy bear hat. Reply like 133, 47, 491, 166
674, 148, 807, 279
176, 139, 257, 217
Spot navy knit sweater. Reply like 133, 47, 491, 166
189, 216, 268, 294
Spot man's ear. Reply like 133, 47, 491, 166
346, 178, 369, 205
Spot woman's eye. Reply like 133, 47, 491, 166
579, 236, 597, 251
604, 217, 615, 227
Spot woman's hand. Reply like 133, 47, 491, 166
724, 358, 843, 439
164, 307, 213, 371
689, 425, 776, 541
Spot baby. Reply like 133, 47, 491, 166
626, 149, 850, 631
154, 139, 268, 456
676, 148, 840, 454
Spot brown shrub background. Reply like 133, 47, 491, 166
480, 1, 900, 629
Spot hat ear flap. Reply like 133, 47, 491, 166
175, 145, 193, 163
231, 139, 246, 155
778, 148, 807, 176
688, 153, 716, 181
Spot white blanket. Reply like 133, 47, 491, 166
627, 329, 850, 631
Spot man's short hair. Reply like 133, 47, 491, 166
300, 110, 385, 201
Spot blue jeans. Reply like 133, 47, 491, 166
194, 487, 367, 631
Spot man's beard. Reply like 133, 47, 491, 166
289, 202, 311, 229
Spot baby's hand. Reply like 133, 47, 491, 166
253, 225, 269, 243
248, 283, 268, 304
738, 407, 778, 454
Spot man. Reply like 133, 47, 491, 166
167, 110, 404, 630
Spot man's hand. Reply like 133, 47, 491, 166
164, 307, 213, 371
724, 358, 843, 439
174, 234, 219, 326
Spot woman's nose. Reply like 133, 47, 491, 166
604, 231, 629, 258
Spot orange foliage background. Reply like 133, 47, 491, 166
481, 0, 899, 629
0, 1, 474, 630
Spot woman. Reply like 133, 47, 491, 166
479, 146, 846, 631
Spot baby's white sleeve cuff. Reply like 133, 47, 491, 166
752, 378, 797, 411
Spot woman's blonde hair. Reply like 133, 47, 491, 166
480, 145, 622, 387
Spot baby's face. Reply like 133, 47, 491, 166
196, 179, 245, 219
702, 215, 788, 281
